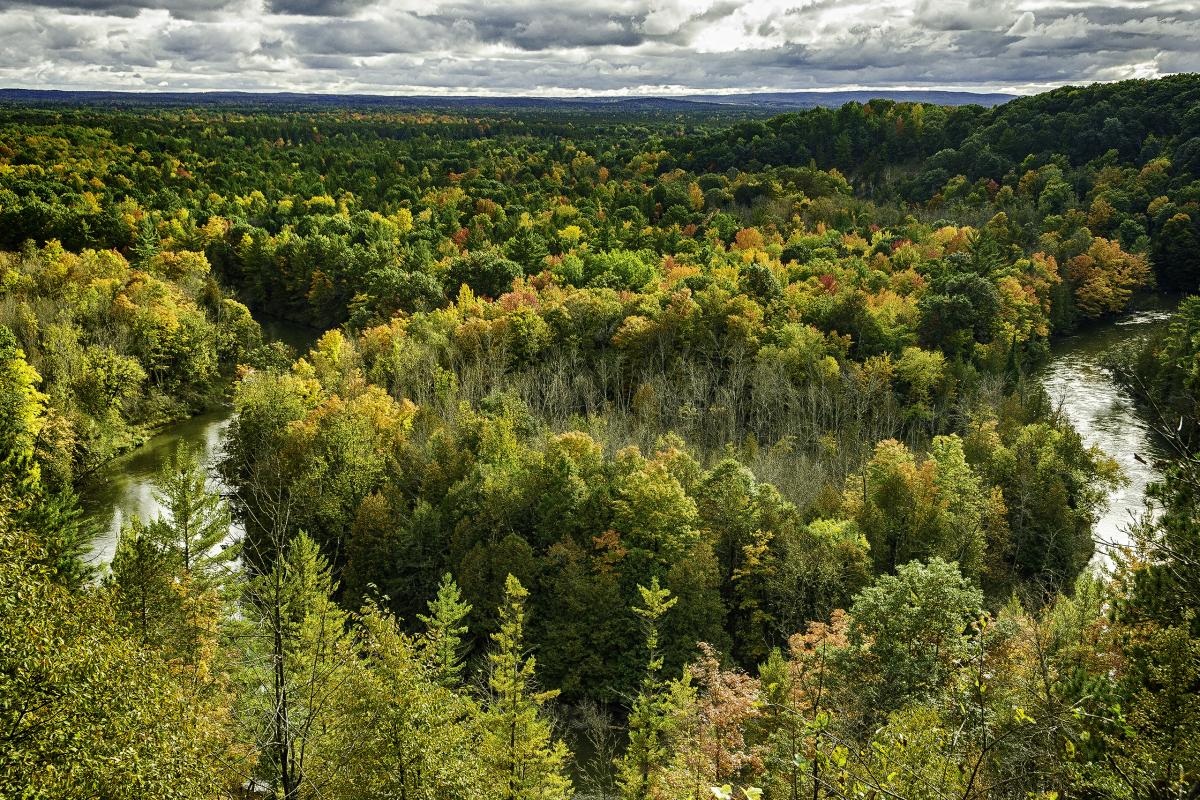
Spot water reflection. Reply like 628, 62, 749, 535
80, 317, 319, 570
80, 409, 240, 569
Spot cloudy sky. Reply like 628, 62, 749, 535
3, 0, 1198, 96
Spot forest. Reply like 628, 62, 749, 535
1, 74, 1199, 799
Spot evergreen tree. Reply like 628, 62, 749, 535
418, 572, 473, 686
150, 440, 235, 587
131, 216, 160, 267
109, 515, 186, 651
482, 574, 572, 800
312, 601, 487, 799
504, 225, 549, 274
238, 532, 353, 799
617, 577, 678, 800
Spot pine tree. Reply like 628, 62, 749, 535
109, 515, 185, 650
418, 572, 472, 686
504, 225, 548, 274
132, 215, 161, 267
150, 440, 235, 587
482, 574, 572, 800
238, 531, 353, 800
312, 601, 488, 799
617, 577, 678, 800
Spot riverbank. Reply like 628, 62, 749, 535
80, 406, 239, 567
80, 315, 321, 569
81, 301, 1178, 573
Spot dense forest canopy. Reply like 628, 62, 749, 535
2, 75, 1199, 799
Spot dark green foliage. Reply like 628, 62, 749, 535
445, 249, 524, 299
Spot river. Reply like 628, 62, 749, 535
81, 310, 1173, 570
81, 318, 317, 569
1039, 305, 1174, 564
81, 408, 239, 568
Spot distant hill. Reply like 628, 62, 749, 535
680, 90, 1014, 108
0, 88, 1015, 112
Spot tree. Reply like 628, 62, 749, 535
445, 249, 523, 298
918, 255, 1002, 357
767, 519, 870, 641
418, 572, 473, 687
694, 459, 788, 665
966, 415, 1117, 592
1107, 623, 1200, 796
617, 578, 679, 800
110, 440, 234, 663
505, 225, 549, 274
843, 558, 983, 721
310, 601, 487, 800
1064, 237, 1151, 318
844, 436, 1000, 579
663, 542, 731, 675
0, 325, 92, 585
0, 324, 45, 469
108, 515, 187, 652
150, 440, 235, 587
661, 644, 762, 799
1102, 452, 1200, 795
237, 532, 353, 799
0, 484, 237, 799
1152, 212, 1200, 291
758, 612, 850, 800
481, 574, 572, 800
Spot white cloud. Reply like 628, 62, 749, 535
1006, 11, 1034, 36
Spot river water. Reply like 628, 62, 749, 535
80, 408, 238, 568
1039, 306, 1173, 563
81, 318, 316, 569
81, 311, 1172, 570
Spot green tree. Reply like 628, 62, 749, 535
0, 325, 92, 585
1153, 212, 1200, 291
617, 577, 679, 800
843, 558, 984, 721
1102, 453, 1200, 795
505, 226, 549, 274
238, 531, 354, 799
418, 572, 473, 686
967, 416, 1116, 591
311, 601, 487, 800
481, 574, 572, 800
0, 486, 236, 799
445, 249, 523, 298
109, 515, 186, 651
663, 541, 731, 675
150, 440, 235, 586
0, 324, 45, 469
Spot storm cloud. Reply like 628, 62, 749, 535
2, 0, 1197, 95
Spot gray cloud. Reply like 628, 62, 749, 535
0, 0, 236, 20
0, 0, 1195, 95
265, 0, 373, 17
